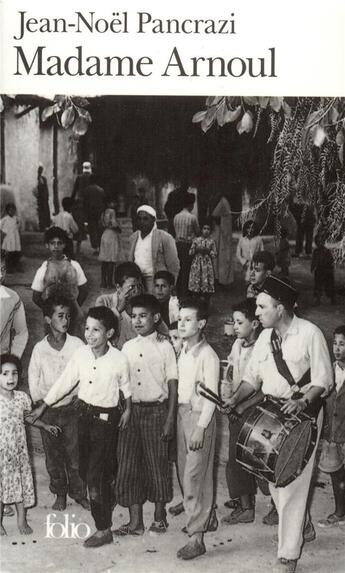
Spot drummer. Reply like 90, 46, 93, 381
223, 275, 333, 573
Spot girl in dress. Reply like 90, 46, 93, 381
0, 203, 21, 272
236, 220, 264, 282
99, 202, 122, 288
0, 354, 59, 536
188, 220, 217, 301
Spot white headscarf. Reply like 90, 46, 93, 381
137, 204, 156, 219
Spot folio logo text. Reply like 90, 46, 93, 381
45, 513, 91, 539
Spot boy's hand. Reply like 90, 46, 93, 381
161, 417, 174, 441
189, 426, 205, 451
118, 408, 131, 430
29, 402, 47, 423
46, 425, 61, 437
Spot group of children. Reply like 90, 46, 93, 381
1, 213, 344, 565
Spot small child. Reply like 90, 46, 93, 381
236, 220, 264, 282
31, 226, 88, 338
52, 197, 79, 258
176, 298, 219, 560
28, 295, 89, 511
154, 270, 179, 329
0, 354, 59, 536
0, 203, 21, 272
275, 227, 291, 276
311, 234, 335, 305
188, 220, 217, 300
29, 307, 132, 548
318, 325, 345, 528
99, 202, 122, 289
247, 250, 275, 299
96, 262, 143, 349
221, 299, 262, 525
115, 294, 178, 535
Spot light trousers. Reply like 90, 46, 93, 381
177, 405, 216, 535
269, 410, 323, 560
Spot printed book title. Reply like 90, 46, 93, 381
12, 11, 277, 79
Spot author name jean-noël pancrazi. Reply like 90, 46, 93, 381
13, 10, 238, 41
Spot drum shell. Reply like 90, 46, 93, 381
236, 396, 317, 487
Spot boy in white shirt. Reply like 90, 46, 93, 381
114, 294, 178, 535
28, 295, 88, 512
30, 306, 132, 548
176, 298, 219, 560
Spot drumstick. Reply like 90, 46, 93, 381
199, 382, 223, 404
199, 390, 222, 407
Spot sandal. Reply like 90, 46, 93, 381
317, 513, 345, 528
112, 523, 144, 536
149, 519, 168, 534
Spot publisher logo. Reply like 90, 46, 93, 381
45, 513, 91, 539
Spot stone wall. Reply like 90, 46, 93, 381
3, 106, 77, 230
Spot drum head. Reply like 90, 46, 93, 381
275, 420, 316, 487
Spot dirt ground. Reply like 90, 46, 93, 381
1, 230, 344, 573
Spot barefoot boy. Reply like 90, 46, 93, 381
176, 298, 219, 560
28, 295, 89, 511
30, 306, 131, 548
115, 294, 178, 535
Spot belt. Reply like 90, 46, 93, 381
133, 400, 167, 407
77, 398, 118, 415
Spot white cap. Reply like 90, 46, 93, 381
137, 204, 156, 219
82, 161, 92, 173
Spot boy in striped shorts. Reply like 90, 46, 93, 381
114, 294, 178, 534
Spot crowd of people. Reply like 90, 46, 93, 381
0, 174, 344, 573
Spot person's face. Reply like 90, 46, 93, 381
202, 225, 211, 238
255, 293, 280, 329
333, 334, 345, 363
169, 329, 183, 354
250, 262, 268, 286
7, 206, 16, 217
233, 311, 255, 340
246, 223, 254, 238
0, 261, 7, 285
0, 362, 19, 393
119, 277, 142, 300
137, 212, 155, 235
47, 305, 71, 335
85, 317, 113, 350
131, 306, 158, 336
178, 308, 205, 340
154, 278, 171, 302
47, 238, 65, 259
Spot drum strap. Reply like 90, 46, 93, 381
270, 331, 323, 417
270, 330, 310, 392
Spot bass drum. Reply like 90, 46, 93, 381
236, 396, 317, 487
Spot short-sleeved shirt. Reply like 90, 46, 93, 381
28, 334, 84, 406
227, 338, 256, 393
122, 331, 178, 403
243, 315, 333, 399
178, 337, 220, 428
31, 258, 87, 292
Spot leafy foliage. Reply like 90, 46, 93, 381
193, 96, 345, 260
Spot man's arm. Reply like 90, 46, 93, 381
28, 346, 42, 404
77, 282, 88, 306
11, 301, 28, 358
163, 233, 180, 279
32, 290, 44, 309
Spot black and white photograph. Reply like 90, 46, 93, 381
1, 1, 345, 572
1, 93, 345, 573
